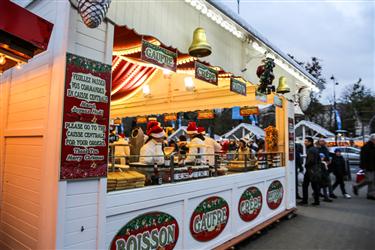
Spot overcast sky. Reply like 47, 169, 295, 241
219, 0, 375, 103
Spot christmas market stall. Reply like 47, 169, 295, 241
0, 0, 319, 249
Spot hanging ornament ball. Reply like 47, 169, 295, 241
78, 0, 112, 29
298, 87, 312, 111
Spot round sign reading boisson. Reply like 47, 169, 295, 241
110, 212, 179, 250
190, 196, 229, 242
267, 180, 283, 210
238, 186, 262, 222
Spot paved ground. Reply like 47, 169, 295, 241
236, 180, 375, 250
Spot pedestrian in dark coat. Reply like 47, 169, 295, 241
330, 148, 351, 198
295, 143, 304, 199
353, 134, 375, 199
299, 137, 321, 206
320, 153, 333, 202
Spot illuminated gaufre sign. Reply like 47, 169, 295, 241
141, 39, 177, 72
110, 212, 179, 250
190, 196, 229, 242
267, 180, 284, 210
230, 77, 247, 96
240, 106, 259, 116
195, 62, 218, 85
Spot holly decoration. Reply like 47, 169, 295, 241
257, 58, 276, 95
67, 53, 111, 73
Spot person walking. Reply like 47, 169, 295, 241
295, 143, 304, 199
299, 137, 321, 206
320, 153, 333, 202
330, 148, 351, 198
353, 134, 375, 200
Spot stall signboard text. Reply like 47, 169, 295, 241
141, 39, 177, 72
195, 61, 218, 85
60, 53, 111, 180
288, 118, 295, 160
110, 211, 179, 250
267, 180, 283, 210
238, 186, 263, 222
197, 110, 214, 120
274, 95, 283, 108
230, 78, 247, 96
164, 113, 177, 122
190, 196, 229, 242
136, 116, 147, 124
240, 106, 259, 116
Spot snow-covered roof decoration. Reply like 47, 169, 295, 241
295, 120, 335, 138
221, 123, 265, 139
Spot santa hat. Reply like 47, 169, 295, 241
186, 122, 198, 135
146, 121, 165, 138
197, 127, 206, 135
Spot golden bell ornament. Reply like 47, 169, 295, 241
276, 76, 290, 94
188, 27, 212, 58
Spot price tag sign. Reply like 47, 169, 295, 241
197, 110, 214, 119
240, 106, 259, 116
164, 113, 177, 122
136, 116, 148, 124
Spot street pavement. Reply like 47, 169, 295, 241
236, 180, 375, 250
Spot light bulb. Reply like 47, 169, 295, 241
16, 62, 23, 69
0, 55, 6, 65
143, 84, 150, 96
184, 77, 195, 91
163, 68, 171, 75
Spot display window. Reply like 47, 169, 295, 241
106, 26, 287, 192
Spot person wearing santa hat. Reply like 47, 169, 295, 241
139, 121, 166, 165
185, 122, 206, 164
198, 127, 221, 166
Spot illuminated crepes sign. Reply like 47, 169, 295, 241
110, 212, 179, 250
190, 196, 229, 242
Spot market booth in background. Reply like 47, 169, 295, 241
0, 0, 318, 249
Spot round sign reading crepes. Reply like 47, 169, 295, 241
190, 196, 229, 242
267, 180, 284, 210
238, 186, 262, 222
110, 211, 179, 250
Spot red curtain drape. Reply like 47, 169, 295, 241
111, 56, 157, 102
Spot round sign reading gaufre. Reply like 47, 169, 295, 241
190, 196, 229, 242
